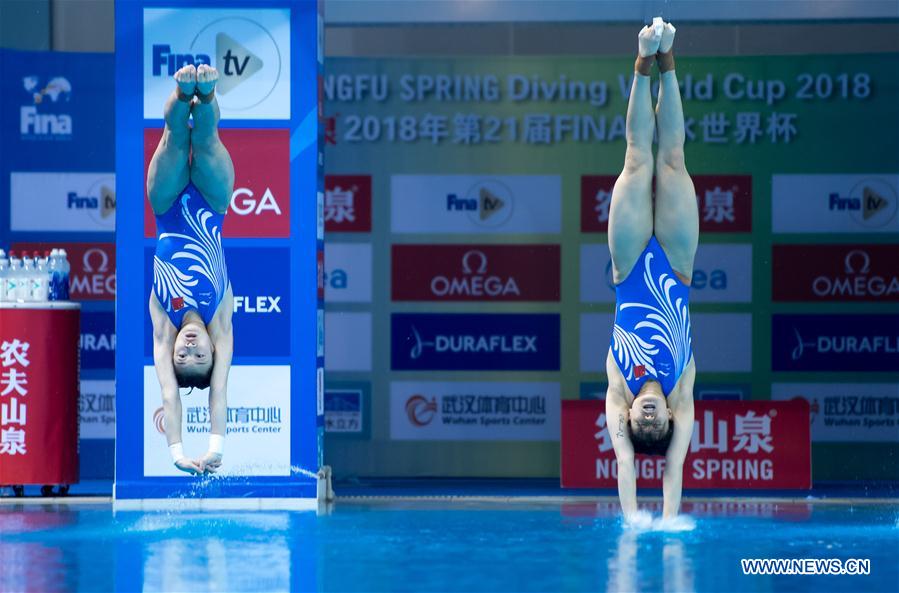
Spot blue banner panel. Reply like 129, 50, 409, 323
115, 0, 323, 501
81, 311, 116, 370
391, 313, 561, 371
143, 247, 291, 357
0, 50, 114, 165
772, 314, 899, 372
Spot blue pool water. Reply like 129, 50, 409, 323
0, 500, 896, 592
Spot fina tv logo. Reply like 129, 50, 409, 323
827, 179, 897, 228
150, 14, 283, 112
445, 180, 514, 227
21, 76, 72, 138
68, 180, 116, 225
405, 395, 438, 427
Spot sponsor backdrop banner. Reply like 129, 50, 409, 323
322, 52, 898, 482
0, 49, 116, 480
114, 0, 322, 500
561, 399, 811, 489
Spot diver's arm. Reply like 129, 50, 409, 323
202, 288, 233, 472
150, 294, 201, 473
606, 387, 638, 518
662, 391, 694, 518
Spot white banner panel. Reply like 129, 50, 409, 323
10, 172, 116, 232
143, 8, 291, 120
580, 313, 752, 373
391, 175, 561, 234
142, 365, 291, 476
324, 243, 372, 303
324, 312, 372, 371
772, 383, 899, 442
772, 174, 899, 233
580, 243, 753, 304
390, 381, 560, 441
79, 379, 115, 439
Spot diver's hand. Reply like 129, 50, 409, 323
198, 451, 223, 474
174, 457, 203, 475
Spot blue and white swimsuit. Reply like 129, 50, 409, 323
610, 236, 693, 397
152, 183, 229, 328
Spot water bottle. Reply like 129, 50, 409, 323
59, 248, 71, 300
48, 249, 60, 301
0, 249, 8, 302
32, 251, 49, 301
7, 251, 21, 301
20, 254, 35, 301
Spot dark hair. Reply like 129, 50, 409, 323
628, 421, 674, 456
174, 363, 213, 391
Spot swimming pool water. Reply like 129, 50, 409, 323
0, 500, 896, 592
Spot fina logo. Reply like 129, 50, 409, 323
405, 395, 438, 427
151, 16, 282, 111
153, 407, 167, 435
445, 180, 514, 227
21, 76, 72, 137
430, 250, 521, 298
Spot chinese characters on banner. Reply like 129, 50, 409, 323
561, 399, 811, 489
1, 339, 30, 456
0, 308, 79, 485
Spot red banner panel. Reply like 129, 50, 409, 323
143, 128, 291, 238
772, 244, 899, 302
581, 174, 752, 233
14, 242, 115, 302
324, 175, 372, 233
392, 244, 561, 302
0, 307, 80, 485
561, 399, 810, 489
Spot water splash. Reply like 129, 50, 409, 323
624, 511, 696, 533
290, 466, 319, 479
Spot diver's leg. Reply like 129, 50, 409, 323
147, 65, 195, 214
607, 24, 662, 284
189, 64, 234, 214
653, 22, 699, 282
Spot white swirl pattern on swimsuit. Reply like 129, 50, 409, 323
612, 251, 692, 381
152, 194, 227, 314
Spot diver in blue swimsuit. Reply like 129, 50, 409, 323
605, 19, 698, 520
148, 64, 235, 476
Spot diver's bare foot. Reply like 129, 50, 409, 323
174, 64, 197, 100
196, 64, 218, 102
659, 21, 676, 53
635, 23, 662, 75
638, 22, 662, 57
657, 21, 677, 72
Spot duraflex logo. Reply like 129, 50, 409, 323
21, 76, 73, 139
391, 313, 560, 371
773, 315, 899, 372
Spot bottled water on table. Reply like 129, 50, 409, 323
0, 249, 7, 302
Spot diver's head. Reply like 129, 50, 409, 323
628, 381, 674, 456
173, 322, 214, 390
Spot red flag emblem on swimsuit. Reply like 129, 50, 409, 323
634, 365, 646, 378
172, 297, 185, 311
